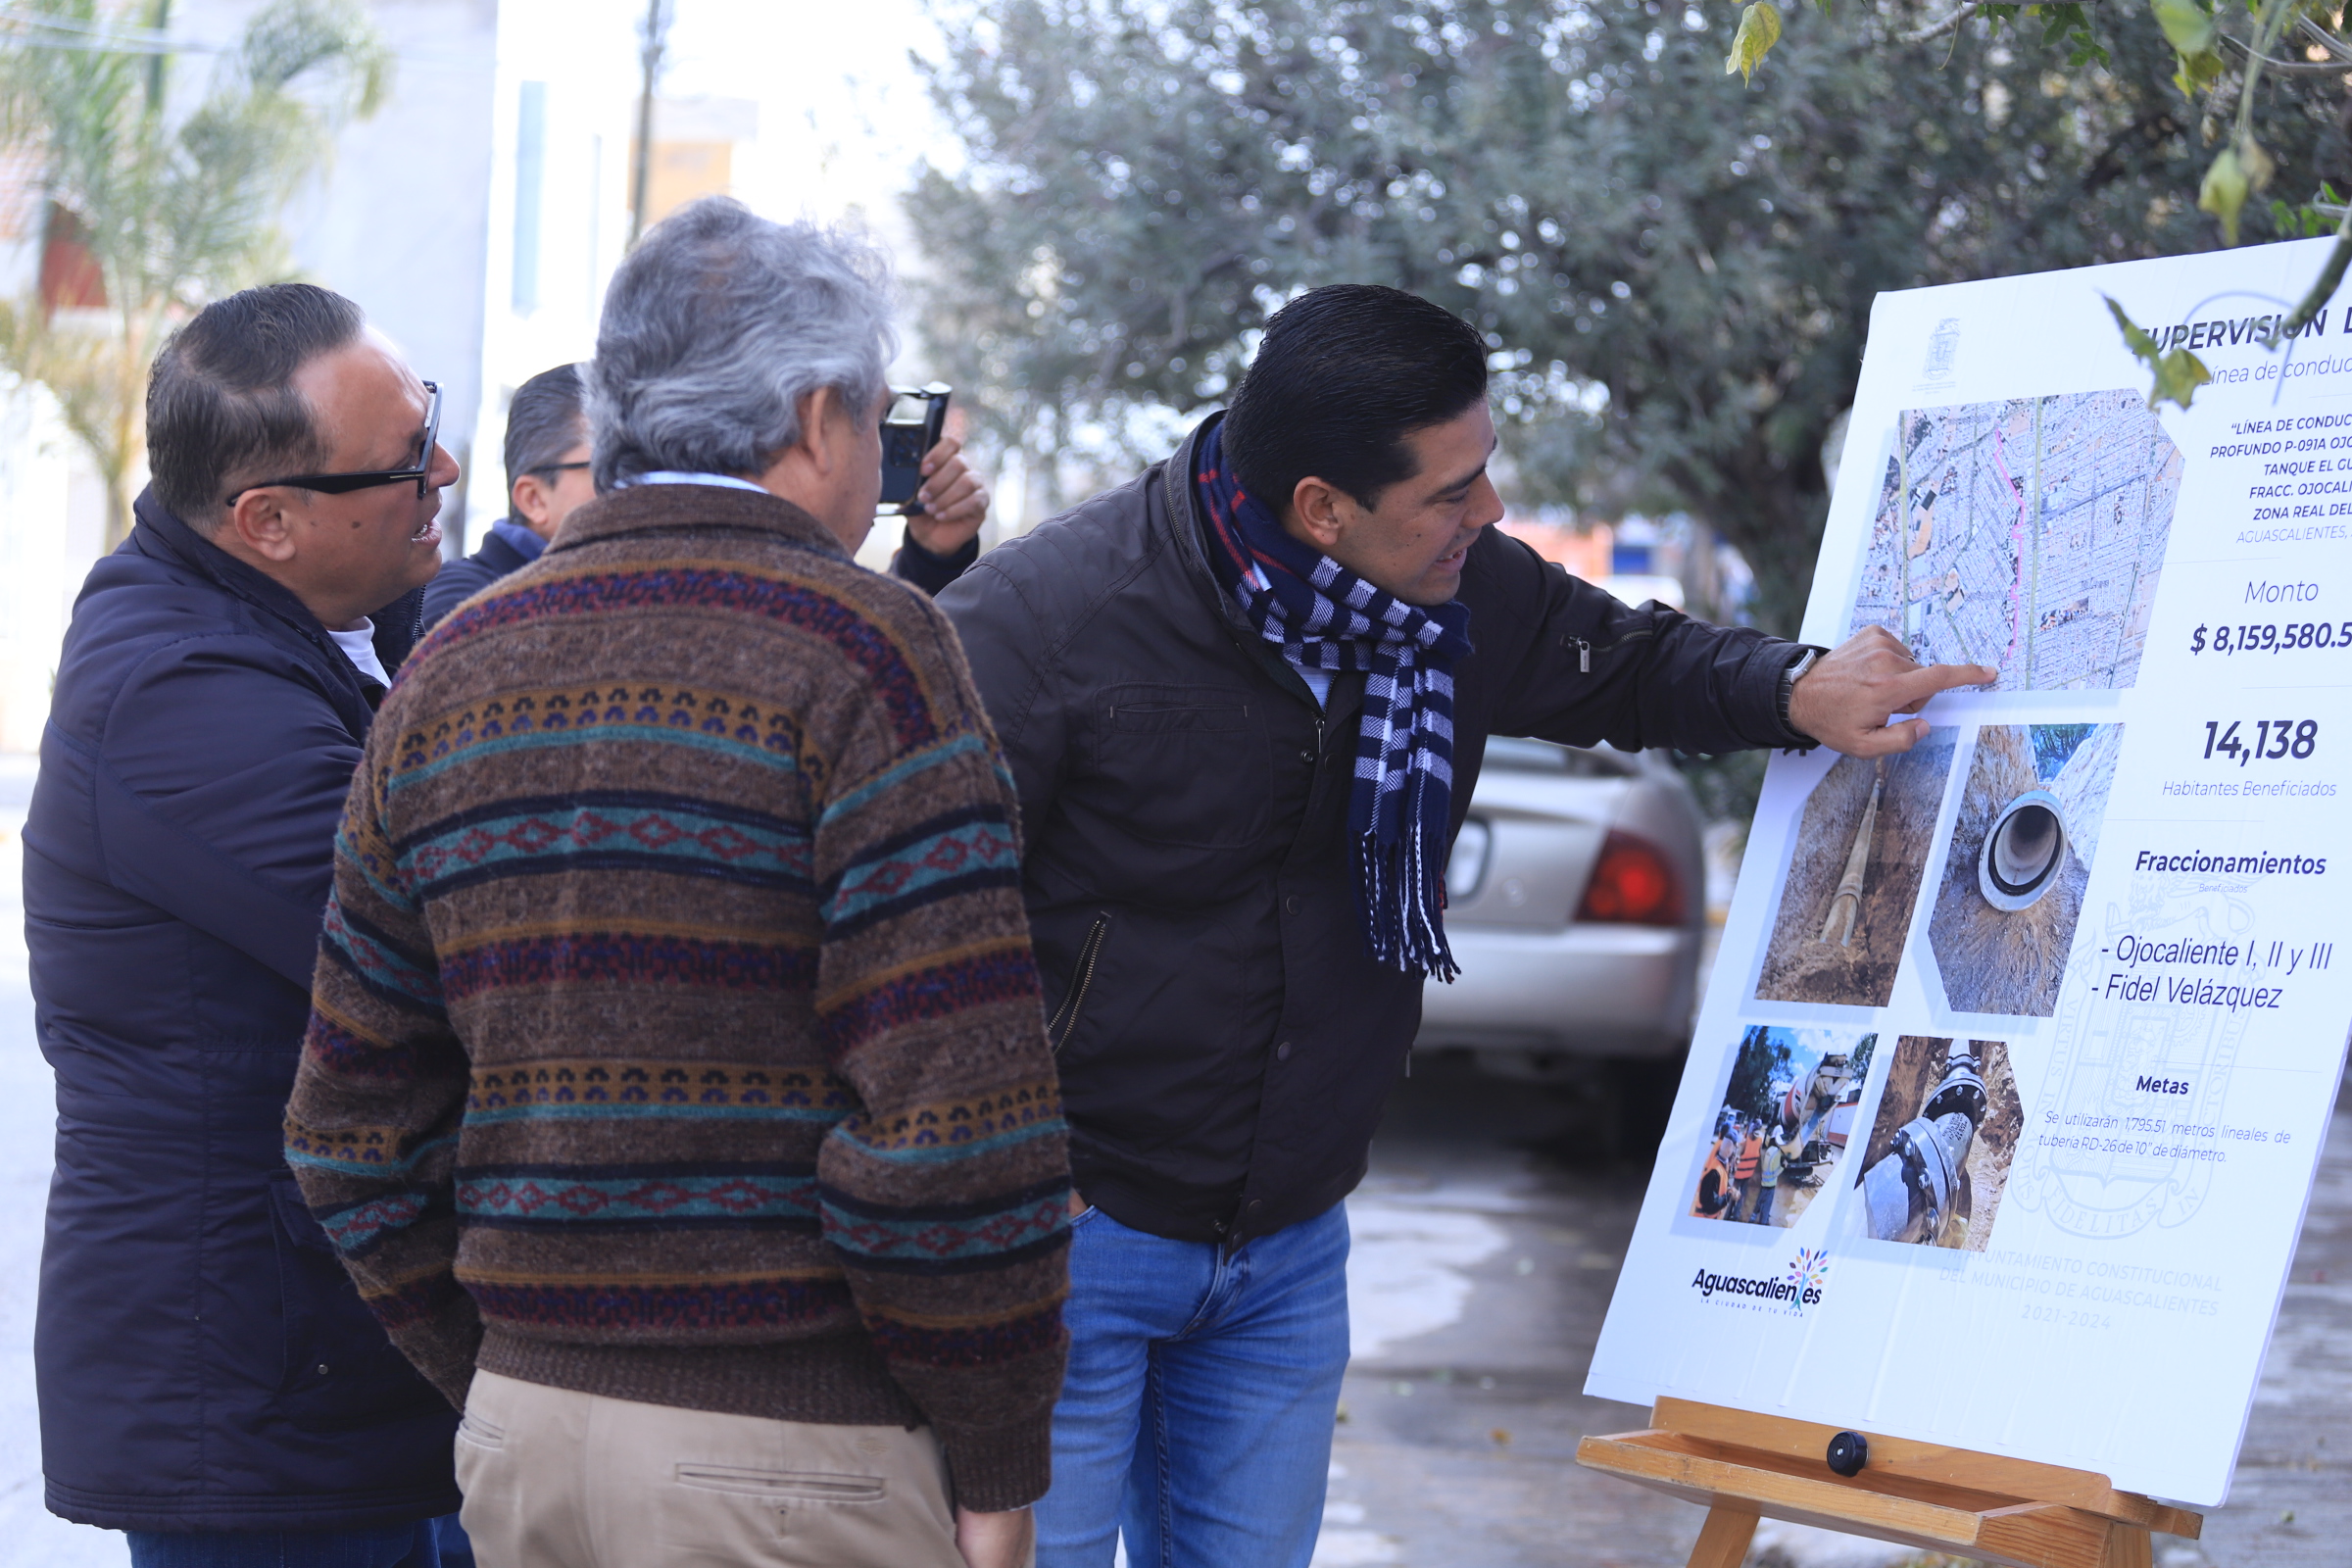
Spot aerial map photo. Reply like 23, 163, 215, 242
1845, 390, 2181, 690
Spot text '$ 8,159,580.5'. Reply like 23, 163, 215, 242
2189, 621, 2352, 656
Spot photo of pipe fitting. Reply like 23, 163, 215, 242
1979, 787, 2068, 911
1927, 723, 2122, 1017
1754, 732, 1958, 1008
1848, 1035, 2022, 1252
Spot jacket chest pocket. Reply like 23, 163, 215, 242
1086, 685, 1271, 850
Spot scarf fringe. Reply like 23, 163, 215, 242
1353, 761, 1461, 983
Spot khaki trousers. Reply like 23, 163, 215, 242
455, 1370, 968, 1568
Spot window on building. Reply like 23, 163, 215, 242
513, 81, 547, 315
585, 133, 603, 321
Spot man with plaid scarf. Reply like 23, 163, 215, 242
928, 285, 1989, 1567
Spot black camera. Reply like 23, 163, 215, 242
880, 383, 952, 514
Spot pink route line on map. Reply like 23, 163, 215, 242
1987, 419, 2028, 670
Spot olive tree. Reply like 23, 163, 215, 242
906, 0, 2343, 631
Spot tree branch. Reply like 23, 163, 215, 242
2296, 15, 2352, 62
2218, 31, 2352, 75
1897, 0, 1986, 47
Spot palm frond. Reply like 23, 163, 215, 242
0, 0, 387, 541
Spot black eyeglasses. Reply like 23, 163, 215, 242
227, 381, 443, 503
526, 460, 591, 477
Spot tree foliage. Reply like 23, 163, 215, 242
0, 0, 390, 542
1726, 1025, 1791, 1118
907, 0, 2347, 631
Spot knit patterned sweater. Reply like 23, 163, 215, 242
284, 484, 1070, 1510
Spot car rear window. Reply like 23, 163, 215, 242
1483, 736, 1635, 777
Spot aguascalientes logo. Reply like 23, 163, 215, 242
1690, 1247, 1832, 1315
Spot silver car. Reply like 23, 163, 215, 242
1417, 737, 1707, 1082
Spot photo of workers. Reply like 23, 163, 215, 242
1753, 730, 1957, 1008
1848, 1036, 2023, 1252
1927, 723, 2122, 1017
1689, 1025, 1875, 1230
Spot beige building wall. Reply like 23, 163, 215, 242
628, 98, 759, 232
639, 140, 735, 226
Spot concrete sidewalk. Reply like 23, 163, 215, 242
2192, 1078, 2352, 1567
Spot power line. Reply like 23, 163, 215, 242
0, 7, 493, 69
0, 5, 221, 55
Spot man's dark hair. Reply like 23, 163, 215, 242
145, 282, 368, 527
504, 363, 587, 501
1221, 284, 1489, 514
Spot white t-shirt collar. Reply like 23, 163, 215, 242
326, 618, 391, 688
616, 470, 769, 496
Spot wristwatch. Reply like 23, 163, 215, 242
1777, 646, 1825, 746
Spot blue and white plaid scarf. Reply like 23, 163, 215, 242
1194, 423, 1474, 981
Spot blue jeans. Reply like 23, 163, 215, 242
1036, 1201, 1351, 1568
1756, 1184, 1777, 1224
128, 1515, 471, 1568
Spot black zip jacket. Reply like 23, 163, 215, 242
419, 517, 538, 631
935, 416, 1809, 1245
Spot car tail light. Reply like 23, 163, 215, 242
1576, 829, 1685, 926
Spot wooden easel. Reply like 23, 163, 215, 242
1577, 1398, 2202, 1568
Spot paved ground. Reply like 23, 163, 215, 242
1322, 1063, 1707, 1567
1320, 1054, 2352, 1568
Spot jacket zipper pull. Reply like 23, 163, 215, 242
1314, 717, 1326, 758
1573, 637, 1592, 673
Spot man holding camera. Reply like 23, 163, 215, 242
422, 367, 993, 632
926, 283, 1990, 1566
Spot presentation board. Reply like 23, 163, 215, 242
1587, 236, 2352, 1508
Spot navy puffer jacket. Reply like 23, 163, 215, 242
24, 489, 460, 1532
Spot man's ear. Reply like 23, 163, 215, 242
1287, 475, 1352, 553
221, 489, 299, 563
797, 385, 853, 476
511, 472, 553, 532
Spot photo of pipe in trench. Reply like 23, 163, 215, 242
1926, 723, 2122, 1017
1754, 731, 1957, 1009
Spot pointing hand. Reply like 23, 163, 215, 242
1787, 625, 1993, 758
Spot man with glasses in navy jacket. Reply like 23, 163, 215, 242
24, 282, 470, 1565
